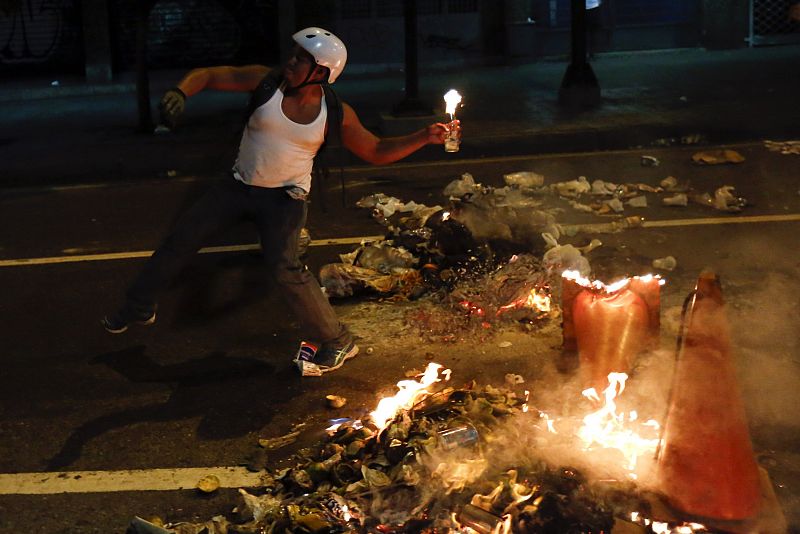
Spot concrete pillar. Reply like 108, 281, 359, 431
81, 0, 113, 83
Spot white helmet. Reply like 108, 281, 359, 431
292, 27, 347, 83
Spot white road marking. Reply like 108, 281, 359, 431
0, 235, 385, 268
0, 466, 267, 495
1, 213, 799, 268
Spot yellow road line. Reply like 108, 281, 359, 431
0, 466, 267, 495
640, 213, 800, 228
1, 212, 798, 268
0, 235, 385, 268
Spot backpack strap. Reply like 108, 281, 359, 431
313, 84, 347, 210
246, 70, 283, 119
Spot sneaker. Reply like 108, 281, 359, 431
101, 306, 157, 334
295, 340, 358, 377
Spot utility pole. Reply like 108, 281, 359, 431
558, 0, 600, 108
392, 0, 432, 116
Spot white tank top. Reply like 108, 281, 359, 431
232, 88, 327, 193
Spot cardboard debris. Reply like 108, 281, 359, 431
691, 149, 745, 165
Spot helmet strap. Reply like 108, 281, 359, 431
284, 66, 328, 95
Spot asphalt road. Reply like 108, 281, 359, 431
1, 142, 799, 533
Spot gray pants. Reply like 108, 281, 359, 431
125, 179, 351, 348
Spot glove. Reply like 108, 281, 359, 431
158, 87, 186, 129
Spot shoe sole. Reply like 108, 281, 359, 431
102, 312, 156, 334
319, 345, 359, 374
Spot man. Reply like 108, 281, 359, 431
102, 27, 458, 376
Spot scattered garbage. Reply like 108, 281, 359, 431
128, 364, 680, 534
659, 176, 685, 191
713, 185, 747, 212
443, 172, 483, 198
543, 244, 591, 277
498, 341, 512, 348
640, 155, 660, 167
578, 239, 603, 254
605, 198, 625, 213
503, 171, 545, 189
627, 195, 647, 208
691, 149, 745, 165
662, 193, 688, 207
551, 176, 590, 198
326, 395, 348, 409
591, 179, 618, 196
505, 374, 525, 386
764, 139, 800, 155
196, 474, 220, 494
652, 256, 677, 271
258, 423, 306, 450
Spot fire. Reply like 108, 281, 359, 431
444, 89, 463, 117
630, 513, 707, 533
577, 372, 661, 478
562, 270, 664, 293
369, 362, 450, 430
496, 286, 551, 316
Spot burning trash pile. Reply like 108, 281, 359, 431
319, 174, 565, 337
319, 172, 561, 302
405, 254, 552, 343
128, 363, 697, 534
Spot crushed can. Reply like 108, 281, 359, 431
458, 504, 505, 534
438, 423, 479, 450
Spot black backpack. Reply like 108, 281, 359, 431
245, 71, 346, 209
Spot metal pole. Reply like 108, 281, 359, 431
392, 0, 432, 116
558, 0, 601, 108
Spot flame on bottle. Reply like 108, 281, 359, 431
444, 89, 463, 118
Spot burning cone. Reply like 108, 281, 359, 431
562, 272, 661, 392
656, 272, 761, 521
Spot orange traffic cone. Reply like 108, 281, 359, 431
656, 272, 761, 520
573, 287, 650, 393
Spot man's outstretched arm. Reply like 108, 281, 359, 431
173, 64, 271, 96
340, 103, 457, 165
160, 65, 271, 126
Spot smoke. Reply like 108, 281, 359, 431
725, 270, 800, 447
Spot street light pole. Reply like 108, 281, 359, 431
558, 0, 601, 108
392, 0, 432, 116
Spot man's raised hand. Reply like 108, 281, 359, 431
158, 87, 187, 129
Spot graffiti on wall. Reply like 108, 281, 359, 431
0, 0, 71, 64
